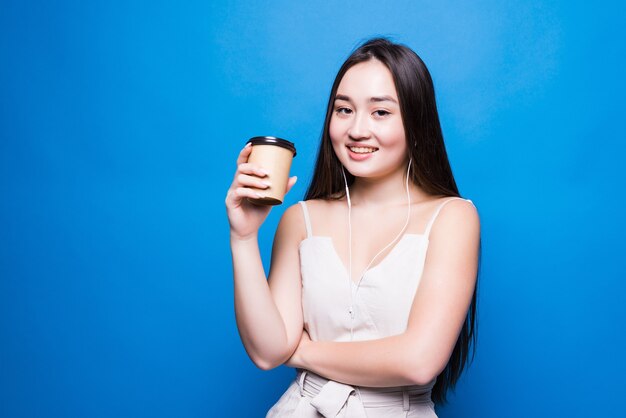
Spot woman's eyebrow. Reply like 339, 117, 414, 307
334, 94, 351, 102
370, 95, 398, 104
334, 94, 398, 104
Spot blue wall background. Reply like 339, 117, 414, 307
2, 1, 625, 417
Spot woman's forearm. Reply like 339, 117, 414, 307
231, 235, 291, 369
296, 334, 437, 387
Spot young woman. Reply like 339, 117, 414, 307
226, 38, 480, 417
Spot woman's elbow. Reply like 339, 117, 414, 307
252, 357, 281, 371
407, 369, 438, 386
249, 347, 294, 371
403, 358, 441, 386
249, 352, 284, 370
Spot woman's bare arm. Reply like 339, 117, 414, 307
288, 199, 480, 386
227, 144, 303, 370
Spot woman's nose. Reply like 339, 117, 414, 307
348, 112, 371, 140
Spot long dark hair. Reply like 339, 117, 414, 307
304, 38, 479, 404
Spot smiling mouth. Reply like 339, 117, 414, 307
348, 146, 378, 154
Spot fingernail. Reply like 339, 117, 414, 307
259, 169, 270, 176
255, 192, 265, 198
262, 181, 272, 188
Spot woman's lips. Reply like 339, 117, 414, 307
347, 145, 378, 161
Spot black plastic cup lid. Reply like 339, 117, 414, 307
247, 136, 296, 156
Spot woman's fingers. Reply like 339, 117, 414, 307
236, 162, 269, 179
229, 145, 295, 207
227, 146, 270, 208
236, 173, 272, 190
285, 176, 298, 193
234, 187, 266, 200
229, 163, 269, 202
235, 142, 252, 166
236, 144, 268, 177
226, 186, 266, 207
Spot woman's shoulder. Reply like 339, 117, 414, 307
299, 197, 345, 213
428, 196, 480, 237
433, 195, 476, 210
279, 198, 341, 233
276, 202, 309, 243
281, 198, 345, 238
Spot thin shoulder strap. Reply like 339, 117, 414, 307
423, 197, 473, 238
299, 201, 313, 238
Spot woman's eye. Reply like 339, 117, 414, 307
335, 107, 352, 115
373, 110, 390, 117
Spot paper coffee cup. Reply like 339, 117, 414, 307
246, 136, 297, 205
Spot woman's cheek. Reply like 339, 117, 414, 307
328, 120, 341, 142
329, 126, 345, 151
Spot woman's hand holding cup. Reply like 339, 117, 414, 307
226, 142, 297, 241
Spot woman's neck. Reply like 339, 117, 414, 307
349, 168, 430, 207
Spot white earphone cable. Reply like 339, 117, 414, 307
342, 159, 413, 339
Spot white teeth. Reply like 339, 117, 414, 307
349, 146, 377, 154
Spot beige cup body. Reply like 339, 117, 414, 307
247, 144, 294, 205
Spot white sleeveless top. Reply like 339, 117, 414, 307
266, 197, 474, 417
298, 197, 473, 343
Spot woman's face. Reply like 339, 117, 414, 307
329, 59, 408, 181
